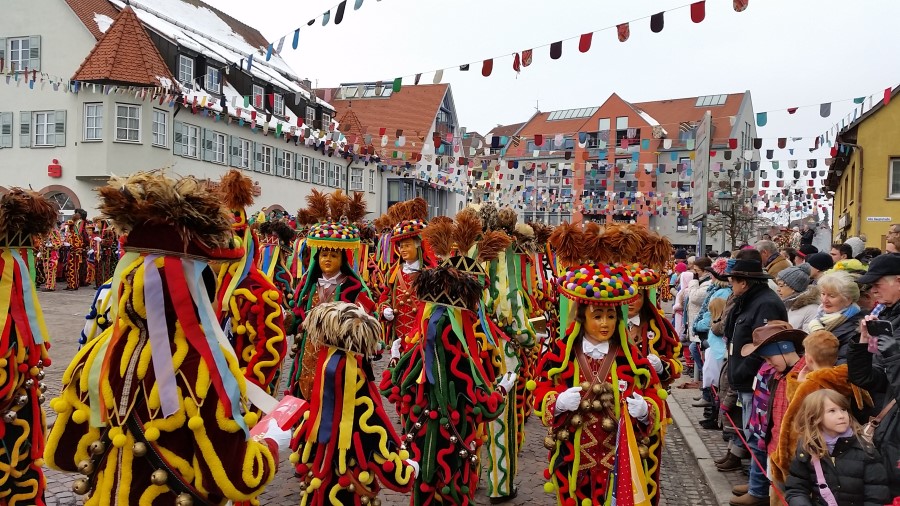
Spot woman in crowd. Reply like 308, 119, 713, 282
777, 265, 820, 332
807, 270, 862, 362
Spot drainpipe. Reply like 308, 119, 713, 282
841, 143, 864, 237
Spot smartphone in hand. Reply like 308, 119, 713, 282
865, 319, 893, 353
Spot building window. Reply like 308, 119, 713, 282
252, 85, 264, 109
184, 124, 199, 157
890, 159, 900, 197
351, 168, 364, 190
83, 103, 102, 141
615, 116, 628, 130
315, 160, 326, 185
273, 94, 284, 116
115, 104, 140, 142
178, 55, 194, 87
33, 111, 54, 146
238, 138, 251, 168
260, 145, 272, 174
281, 151, 293, 178
152, 109, 167, 147
8, 37, 32, 71
598, 118, 610, 131
206, 67, 221, 93
368, 169, 375, 193
306, 106, 316, 128
212, 132, 226, 164
298, 156, 310, 181
322, 113, 331, 131
328, 162, 338, 187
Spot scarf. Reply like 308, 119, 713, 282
808, 304, 860, 333
825, 427, 854, 454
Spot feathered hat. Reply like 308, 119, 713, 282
0, 188, 58, 248
387, 197, 429, 243
100, 171, 241, 260
301, 189, 367, 251
303, 301, 380, 357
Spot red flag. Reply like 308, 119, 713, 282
578, 33, 593, 53
522, 49, 533, 67
617, 23, 630, 42
512, 53, 521, 73
690, 1, 706, 23
885, 87, 892, 106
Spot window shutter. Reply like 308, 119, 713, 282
202, 128, 213, 162
274, 148, 282, 176
253, 143, 262, 172
294, 153, 302, 180
229, 135, 240, 166
0, 112, 12, 148
29, 35, 41, 71
0, 38, 6, 64
19, 111, 31, 148
173, 121, 183, 155
55, 110, 66, 146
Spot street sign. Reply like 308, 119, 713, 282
691, 111, 712, 222
866, 217, 892, 222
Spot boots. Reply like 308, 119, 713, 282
732, 484, 748, 496
714, 452, 732, 465
728, 492, 768, 506
716, 453, 743, 472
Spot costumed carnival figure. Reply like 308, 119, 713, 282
45, 172, 291, 505
290, 301, 418, 506
257, 217, 297, 306
95, 219, 118, 290
381, 209, 518, 506
478, 205, 538, 503
530, 221, 667, 506
288, 189, 373, 401
214, 170, 288, 399
377, 197, 436, 359
64, 209, 88, 291
39, 225, 62, 292
0, 189, 57, 506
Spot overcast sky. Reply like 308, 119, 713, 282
206, 0, 900, 140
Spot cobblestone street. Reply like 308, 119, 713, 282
40, 289, 725, 505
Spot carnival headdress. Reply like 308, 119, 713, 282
303, 301, 381, 356
0, 188, 58, 248
301, 189, 366, 251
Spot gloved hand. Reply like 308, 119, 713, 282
263, 419, 292, 452
554, 386, 583, 413
391, 338, 402, 359
626, 392, 649, 422
406, 459, 420, 478
383, 307, 395, 321
647, 354, 664, 373
498, 372, 518, 393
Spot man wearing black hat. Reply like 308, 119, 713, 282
805, 252, 834, 284
851, 253, 900, 496
717, 259, 788, 474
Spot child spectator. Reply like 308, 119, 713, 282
784, 389, 890, 506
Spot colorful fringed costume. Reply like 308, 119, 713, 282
45, 172, 280, 505
622, 263, 682, 387
0, 189, 57, 506
257, 219, 297, 305
288, 190, 372, 401
290, 302, 416, 505
95, 221, 118, 290
382, 210, 513, 506
64, 215, 87, 290
531, 250, 666, 505
78, 282, 112, 350
39, 227, 62, 291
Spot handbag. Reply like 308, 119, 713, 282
861, 399, 896, 445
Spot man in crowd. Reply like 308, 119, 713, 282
757, 240, 790, 278
831, 242, 853, 263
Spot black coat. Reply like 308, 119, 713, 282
784, 437, 890, 506
848, 301, 900, 496
830, 312, 864, 365
725, 283, 788, 392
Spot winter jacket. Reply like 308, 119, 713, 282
848, 301, 900, 496
725, 283, 788, 392
687, 277, 712, 338
784, 286, 819, 332
784, 436, 890, 506
711, 292, 736, 338
766, 253, 792, 279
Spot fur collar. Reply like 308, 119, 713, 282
787, 286, 820, 310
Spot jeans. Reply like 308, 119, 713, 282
748, 440, 769, 497
689, 342, 703, 381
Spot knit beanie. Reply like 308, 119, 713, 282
798, 244, 818, 257
806, 252, 835, 272
674, 248, 688, 260
844, 237, 865, 258
777, 265, 810, 293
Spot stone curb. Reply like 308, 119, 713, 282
668, 394, 734, 506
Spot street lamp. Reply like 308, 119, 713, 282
717, 192, 734, 253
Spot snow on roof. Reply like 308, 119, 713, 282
636, 108, 667, 135
110, 0, 332, 110
94, 12, 114, 33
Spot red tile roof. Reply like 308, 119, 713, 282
72, 6, 175, 86
503, 112, 592, 158
486, 121, 527, 140
63, 0, 120, 40
632, 93, 744, 144
317, 84, 450, 161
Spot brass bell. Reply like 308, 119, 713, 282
175, 493, 194, 506
570, 414, 583, 427
373, 499, 382, 506
449, 436, 458, 444
36, 370, 45, 380
39, 383, 47, 393
15, 395, 28, 406
77, 459, 94, 475
591, 383, 603, 395
38, 394, 45, 404
601, 418, 616, 432
413, 422, 422, 430
348, 484, 356, 493
360, 497, 370, 505
405, 433, 414, 442
579, 381, 591, 390
25, 379, 35, 389
458, 449, 468, 458
89, 440, 106, 456
556, 430, 570, 441
150, 469, 168, 485
579, 400, 591, 412
132, 442, 148, 457
641, 437, 651, 446
3, 411, 16, 423
600, 393, 614, 403
591, 400, 603, 412
638, 445, 650, 459
469, 455, 478, 465
544, 436, 556, 449
72, 478, 91, 495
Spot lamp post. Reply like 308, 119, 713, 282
717, 192, 734, 253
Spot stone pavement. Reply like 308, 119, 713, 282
37, 289, 728, 505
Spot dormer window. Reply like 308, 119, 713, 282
178, 55, 194, 87
252, 85, 264, 109
206, 67, 221, 94
273, 93, 284, 116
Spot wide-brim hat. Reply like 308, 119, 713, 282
727, 259, 773, 280
306, 221, 360, 250
705, 257, 731, 281
391, 219, 427, 243
620, 262, 661, 290
557, 263, 640, 306
741, 320, 806, 357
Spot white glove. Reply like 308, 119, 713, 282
391, 338, 402, 359
647, 354, 664, 373
383, 307, 395, 321
498, 372, 518, 393
554, 386, 583, 413
626, 392, 649, 422
262, 419, 292, 452
405, 459, 420, 478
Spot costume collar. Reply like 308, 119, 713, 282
318, 273, 343, 288
582, 339, 610, 360
402, 260, 420, 275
